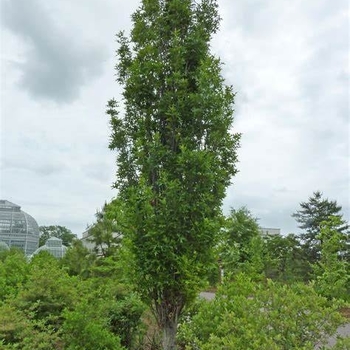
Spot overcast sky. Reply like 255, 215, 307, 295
1, 0, 349, 236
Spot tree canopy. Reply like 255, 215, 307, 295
39, 225, 77, 247
86, 203, 123, 257
313, 216, 350, 301
292, 191, 349, 265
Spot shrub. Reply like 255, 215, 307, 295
177, 273, 346, 349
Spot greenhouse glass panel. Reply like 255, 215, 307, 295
0, 200, 40, 256
32, 237, 67, 259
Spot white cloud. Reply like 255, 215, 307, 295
1, 0, 349, 235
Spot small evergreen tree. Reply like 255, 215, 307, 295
292, 191, 349, 266
87, 203, 123, 257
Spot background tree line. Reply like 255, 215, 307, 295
217, 192, 349, 296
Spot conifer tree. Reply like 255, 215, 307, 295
107, 1, 240, 348
292, 191, 349, 265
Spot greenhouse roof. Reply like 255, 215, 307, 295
0, 200, 21, 211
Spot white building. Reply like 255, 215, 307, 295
260, 227, 281, 236
81, 229, 96, 252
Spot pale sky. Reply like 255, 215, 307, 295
1, 0, 349, 236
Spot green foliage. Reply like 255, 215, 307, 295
0, 304, 30, 345
0, 252, 74, 349
240, 235, 266, 279
331, 336, 350, 349
313, 216, 350, 301
218, 208, 264, 281
15, 252, 77, 326
108, 293, 146, 348
0, 248, 29, 302
60, 239, 96, 277
62, 300, 125, 350
0, 303, 62, 350
39, 225, 77, 247
263, 234, 310, 283
87, 202, 123, 257
292, 191, 349, 266
224, 207, 261, 252
0, 246, 148, 349
177, 274, 346, 349
0, 214, 348, 350
108, 0, 240, 347
62, 273, 145, 350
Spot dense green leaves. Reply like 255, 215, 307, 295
263, 234, 310, 283
177, 274, 347, 349
0, 248, 146, 349
1, 213, 349, 349
219, 208, 261, 267
62, 300, 125, 350
87, 203, 123, 257
292, 191, 349, 266
39, 225, 77, 247
108, 0, 240, 347
313, 216, 350, 301
0, 302, 62, 350
60, 240, 96, 277
0, 249, 29, 302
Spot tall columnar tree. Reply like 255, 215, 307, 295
292, 191, 349, 265
107, 0, 240, 348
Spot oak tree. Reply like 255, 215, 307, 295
107, 0, 240, 348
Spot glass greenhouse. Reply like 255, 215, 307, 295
0, 200, 40, 256
0, 241, 10, 253
32, 237, 67, 258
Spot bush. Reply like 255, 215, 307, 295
62, 300, 124, 350
108, 292, 146, 348
0, 249, 29, 302
177, 273, 346, 349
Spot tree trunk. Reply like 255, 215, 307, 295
162, 319, 177, 350
155, 297, 183, 350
